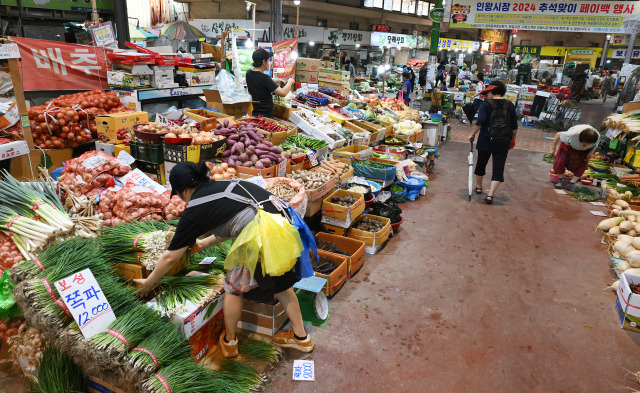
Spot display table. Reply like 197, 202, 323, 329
111, 85, 215, 111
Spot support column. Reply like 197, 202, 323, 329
624, 33, 636, 64
113, 0, 130, 49
273, 0, 283, 42
600, 35, 610, 68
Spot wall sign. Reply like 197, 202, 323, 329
372, 25, 391, 32
371, 32, 417, 48
512, 45, 541, 55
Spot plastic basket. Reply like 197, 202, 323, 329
130, 140, 164, 164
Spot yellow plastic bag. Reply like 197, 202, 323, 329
225, 210, 303, 278
258, 210, 303, 277
625, 144, 635, 164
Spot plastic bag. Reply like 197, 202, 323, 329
396, 176, 426, 201
390, 185, 407, 203
287, 206, 317, 279
369, 200, 403, 224
225, 217, 262, 278
0, 270, 20, 321
376, 191, 391, 203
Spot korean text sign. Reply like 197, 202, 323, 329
54, 268, 116, 339
447, 0, 640, 33
12, 36, 111, 91
272, 38, 298, 81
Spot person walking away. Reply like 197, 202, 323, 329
435, 60, 446, 86
418, 64, 428, 95
346, 59, 356, 89
549, 125, 599, 191
449, 61, 459, 88
409, 67, 417, 92
468, 81, 518, 204
246, 48, 295, 118
600, 73, 614, 103
397, 72, 412, 105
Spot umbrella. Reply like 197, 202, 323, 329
129, 24, 159, 40
468, 142, 474, 201
161, 21, 206, 41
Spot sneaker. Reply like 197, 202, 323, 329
564, 182, 576, 192
272, 329, 315, 353
219, 330, 238, 358
554, 181, 565, 189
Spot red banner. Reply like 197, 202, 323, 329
489, 42, 508, 54
272, 38, 298, 81
12, 37, 111, 91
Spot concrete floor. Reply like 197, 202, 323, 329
264, 141, 640, 393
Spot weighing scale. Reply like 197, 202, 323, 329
294, 276, 329, 326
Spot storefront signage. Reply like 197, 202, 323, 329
490, 42, 508, 53
480, 29, 508, 43
437, 38, 480, 51
610, 48, 640, 59
370, 32, 417, 48
540, 46, 603, 57
571, 49, 593, 55
372, 25, 391, 32
12, 36, 110, 91
0, 0, 114, 12
429, 8, 445, 23
512, 45, 541, 55
446, 0, 640, 33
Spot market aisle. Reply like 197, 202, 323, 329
264, 141, 640, 393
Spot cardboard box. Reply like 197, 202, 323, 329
114, 144, 131, 157
112, 89, 142, 111
96, 111, 149, 144
238, 299, 288, 336
164, 161, 177, 188
346, 120, 385, 144
296, 70, 319, 84
203, 89, 255, 119
135, 161, 166, 185
321, 189, 365, 227
156, 110, 192, 127
322, 223, 349, 236
88, 376, 129, 393
0, 103, 19, 131
10, 147, 72, 181
296, 57, 321, 72
163, 144, 201, 163
0, 140, 29, 161
169, 288, 225, 360
348, 214, 392, 254
273, 104, 298, 121
616, 272, 640, 331
320, 60, 336, 69
234, 160, 289, 180
184, 108, 234, 131
180, 71, 215, 86
318, 68, 350, 84
305, 176, 338, 217
108, 70, 151, 89
115, 253, 189, 281
332, 145, 373, 164
151, 70, 174, 87
316, 232, 366, 278
95, 141, 115, 157
313, 250, 348, 297
318, 81, 349, 95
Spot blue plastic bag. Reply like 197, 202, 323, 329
395, 176, 425, 201
287, 206, 317, 279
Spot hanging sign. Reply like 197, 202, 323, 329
480, 29, 508, 43
54, 268, 116, 339
371, 32, 417, 48
610, 48, 640, 60
372, 25, 391, 32
89, 22, 117, 48
11, 36, 111, 91
429, 8, 445, 23
447, 0, 640, 33
272, 38, 298, 81
512, 45, 541, 55
438, 38, 480, 51
489, 42, 508, 53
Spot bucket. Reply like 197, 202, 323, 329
391, 216, 404, 233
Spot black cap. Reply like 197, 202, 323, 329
169, 162, 202, 197
252, 48, 273, 64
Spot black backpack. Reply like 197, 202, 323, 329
486, 99, 513, 146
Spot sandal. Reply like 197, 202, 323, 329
484, 196, 493, 205
474, 187, 482, 194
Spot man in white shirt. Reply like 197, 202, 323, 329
549, 125, 599, 190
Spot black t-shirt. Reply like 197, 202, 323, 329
246, 69, 279, 117
168, 180, 280, 251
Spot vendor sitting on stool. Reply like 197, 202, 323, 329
549, 124, 599, 191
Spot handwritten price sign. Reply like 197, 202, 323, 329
293, 360, 314, 381
54, 268, 115, 338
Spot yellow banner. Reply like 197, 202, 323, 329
480, 29, 508, 43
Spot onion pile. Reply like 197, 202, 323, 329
136, 122, 174, 134
60, 151, 132, 196
28, 90, 130, 149
165, 195, 187, 221
0, 317, 23, 346
0, 232, 23, 273
165, 129, 225, 145
206, 162, 236, 181
7, 323, 46, 376
97, 187, 186, 226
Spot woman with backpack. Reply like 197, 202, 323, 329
435, 60, 446, 86
468, 81, 518, 204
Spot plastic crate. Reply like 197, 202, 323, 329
129, 140, 164, 164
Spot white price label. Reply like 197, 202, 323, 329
611, 129, 623, 138
590, 210, 608, 217
81, 155, 109, 170
120, 169, 167, 195
277, 161, 287, 177
244, 176, 267, 189
308, 151, 319, 167
54, 268, 116, 339
606, 128, 614, 138
200, 257, 217, 265
117, 150, 135, 166
293, 360, 315, 381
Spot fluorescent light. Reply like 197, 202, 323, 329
246, 2, 252, 10
291, 51, 298, 60
513, 34, 517, 37
245, 39, 253, 48
309, 41, 315, 46
607, 35, 611, 39
294, 0, 300, 5
356, 44, 360, 48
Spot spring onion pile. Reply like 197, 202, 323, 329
129, 322, 191, 374
238, 338, 282, 363
91, 304, 164, 354
144, 358, 243, 393
184, 240, 231, 273
100, 221, 176, 270
62, 184, 103, 238
155, 274, 223, 316
29, 344, 86, 393
11, 237, 92, 283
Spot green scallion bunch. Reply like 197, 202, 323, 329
155, 274, 222, 316
129, 322, 191, 373
184, 240, 231, 273
144, 359, 249, 393
216, 360, 263, 388
91, 304, 163, 353
13, 237, 95, 282
238, 338, 282, 364
28, 344, 86, 393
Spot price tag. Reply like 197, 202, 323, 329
20, 115, 29, 128
277, 161, 287, 177
308, 151, 319, 167
244, 176, 266, 189
200, 257, 216, 265
81, 154, 109, 170
117, 150, 135, 166
120, 169, 166, 195
293, 360, 315, 381
54, 268, 116, 339
590, 210, 608, 217
611, 129, 623, 138
606, 128, 614, 138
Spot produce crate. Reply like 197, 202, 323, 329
163, 143, 201, 163
304, 176, 338, 217
115, 253, 189, 280
321, 189, 365, 227
183, 109, 228, 130
312, 249, 348, 297
345, 120, 385, 145
352, 160, 396, 181
199, 139, 228, 160
322, 223, 349, 236
129, 140, 164, 164
332, 145, 373, 164
337, 166, 354, 187
304, 93, 329, 106
347, 214, 392, 255
237, 299, 288, 336
377, 119, 395, 137
609, 245, 625, 279
273, 104, 298, 121
244, 117, 297, 146
315, 107, 350, 124
316, 232, 366, 278
235, 160, 289, 179
290, 111, 342, 149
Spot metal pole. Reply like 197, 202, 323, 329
506, 33, 514, 58
91, 0, 99, 23
274, 0, 283, 42
624, 33, 637, 64
252, 3, 256, 46
113, 0, 130, 49
296, 5, 299, 38
600, 36, 610, 68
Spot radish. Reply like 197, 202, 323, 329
598, 217, 625, 231
621, 221, 633, 233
